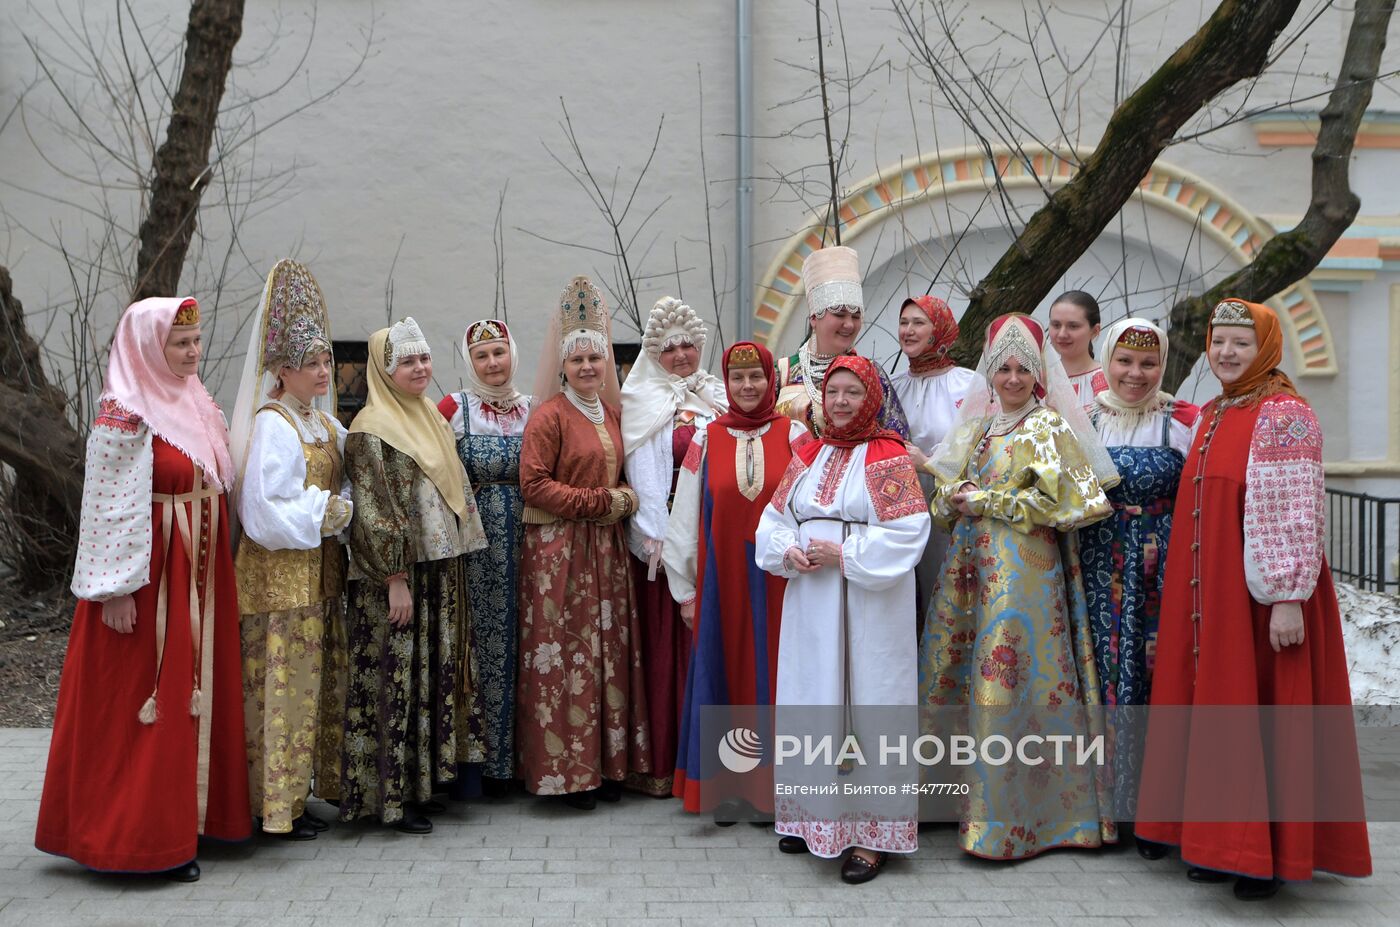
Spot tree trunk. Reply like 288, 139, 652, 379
131, 0, 246, 301
950, 0, 1301, 366
0, 0, 248, 586
0, 266, 85, 588
1163, 0, 1396, 390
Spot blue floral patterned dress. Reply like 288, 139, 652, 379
446, 392, 529, 783
1079, 408, 1185, 817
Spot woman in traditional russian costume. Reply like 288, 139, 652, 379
1135, 299, 1371, 899
919, 312, 1119, 861
756, 356, 931, 884
228, 260, 350, 841
36, 297, 250, 881
620, 296, 727, 797
517, 276, 651, 810
340, 318, 487, 834
889, 295, 978, 621
775, 246, 908, 440
1076, 318, 1198, 826
1048, 290, 1107, 408
665, 340, 809, 817
437, 319, 533, 797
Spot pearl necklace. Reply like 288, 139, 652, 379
564, 385, 605, 425
798, 341, 838, 411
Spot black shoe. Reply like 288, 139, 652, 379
1136, 838, 1168, 860
778, 835, 809, 855
596, 779, 623, 803
711, 798, 746, 826
561, 790, 597, 811
840, 851, 886, 885
274, 818, 319, 841
162, 860, 200, 883
392, 813, 433, 834
299, 811, 330, 832
410, 799, 447, 815
1187, 866, 1231, 883
482, 777, 515, 799
1233, 877, 1282, 901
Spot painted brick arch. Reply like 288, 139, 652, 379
753, 145, 1336, 376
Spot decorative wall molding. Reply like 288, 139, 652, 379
753, 144, 1338, 376
1249, 111, 1400, 149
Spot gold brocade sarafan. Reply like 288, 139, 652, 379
919, 406, 1117, 860
236, 406, 347, 613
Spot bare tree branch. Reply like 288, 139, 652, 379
1164, 0, 1395, 389
934, 0, 1304, 365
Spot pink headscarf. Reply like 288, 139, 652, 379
104, 297, 234, 489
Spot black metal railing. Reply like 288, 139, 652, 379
1324, 487, 1400, 593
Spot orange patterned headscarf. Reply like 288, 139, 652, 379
902, 296, 959, 374
1206, 298, 1301, 407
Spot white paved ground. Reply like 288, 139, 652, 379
1, 728, 1396, 927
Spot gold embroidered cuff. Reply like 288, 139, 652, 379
522, 506, 560, 525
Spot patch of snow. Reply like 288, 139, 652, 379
1337, 580, 1400, 708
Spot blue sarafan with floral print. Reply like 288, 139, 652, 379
443, 390, 529, 781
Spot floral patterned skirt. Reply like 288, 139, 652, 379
241, 599, 338, 833
338, 558, 466, 823
516, 519, 652, 795
315, 596, 349, 802
920, 520, 1116, 859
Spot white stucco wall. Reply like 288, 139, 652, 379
2, 0, 1398, 486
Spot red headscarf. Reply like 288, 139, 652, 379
1207, 298, 1302, 408
797, 355, 906, 465
903, 296, 959, 375
712, 341, 785, 431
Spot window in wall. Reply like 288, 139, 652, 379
333, 340, 369, 428
614, 341, 641, 384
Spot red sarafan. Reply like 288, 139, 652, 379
37, 434, 251, 872
1137, 298, 1371, 883
37, 295, 250, 874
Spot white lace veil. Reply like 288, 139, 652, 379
930, 313, 1119, 488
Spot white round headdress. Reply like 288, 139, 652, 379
642, 296, 707, 358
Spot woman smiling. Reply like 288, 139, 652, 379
1076, 318, 1198, 831
664, 341, 809, 819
